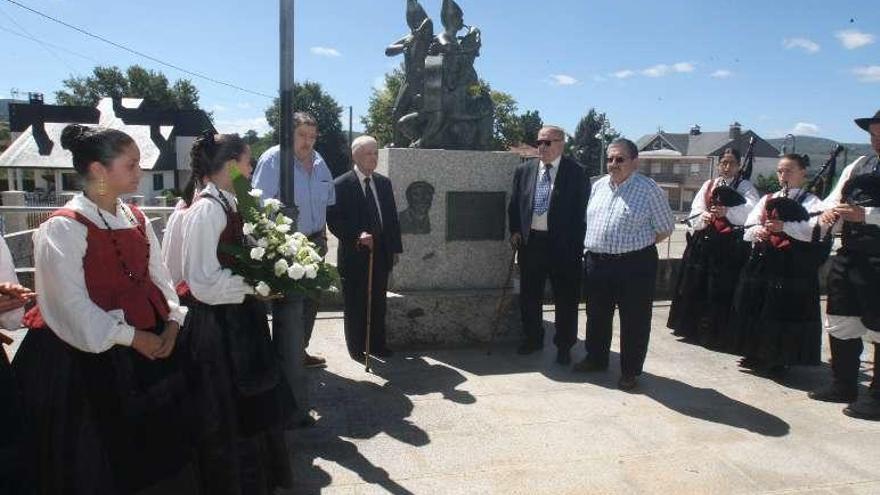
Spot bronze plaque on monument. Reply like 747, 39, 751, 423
446, 191, 507, 241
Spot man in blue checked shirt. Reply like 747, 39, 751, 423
574, 138, 674, 391
252, 111, 336, 369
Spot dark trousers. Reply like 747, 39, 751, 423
341, 239, 390, 357
302, 234, 327, 348
584, 245, 658, 376
518, 231, 582, 350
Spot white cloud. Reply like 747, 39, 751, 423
236, 102, 253, 110
783, 37, 820, 54
549, 74, 578, 86
214, 116, 271, 136
372, 76, 386, 91
791, 122, 820, 136
612, 69, 635, 79
710, 69, 733, 79
210, 104, 228, 112
836, 29, 875, 49
310, 46, 341, 57
853, 65, 880, 82
642, 64, 671, 77
673, 62, 695, 73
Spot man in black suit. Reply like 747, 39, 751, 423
508, 125, 589, 364
328, 136, 403, 361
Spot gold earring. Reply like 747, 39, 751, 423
98, 177, 106, 196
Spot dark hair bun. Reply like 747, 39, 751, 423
60, 124, 89, 151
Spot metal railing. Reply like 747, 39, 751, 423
0, 206, 176, 236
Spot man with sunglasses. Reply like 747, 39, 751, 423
575, 138, 674, 391
508, 126, 589, 365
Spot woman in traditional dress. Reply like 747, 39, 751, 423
177, 133, 292, 495
667, 148, 759, 349
14, 124, 192, 494
731, 154, 825, 376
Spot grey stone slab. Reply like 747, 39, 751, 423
292, 304, 880, 494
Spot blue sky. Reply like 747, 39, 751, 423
1, 0, 878, 143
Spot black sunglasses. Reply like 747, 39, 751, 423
535, 139, 561, 147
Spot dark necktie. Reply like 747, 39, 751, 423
533, 164, 553, 215
364, 177, 382, 234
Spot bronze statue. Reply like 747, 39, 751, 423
385, 0, 493, 151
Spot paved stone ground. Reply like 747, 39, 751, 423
284, 301, 880, 495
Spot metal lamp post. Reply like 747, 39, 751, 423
273, 0, 309, 423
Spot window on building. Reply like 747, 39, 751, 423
651, 162, 662, 174
153, 173, 164, 191
61, 173, 79, 191
690, 164, 702, 175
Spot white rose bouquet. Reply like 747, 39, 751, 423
218, 167, 339, 299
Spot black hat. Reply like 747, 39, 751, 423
855, 109, 880, 132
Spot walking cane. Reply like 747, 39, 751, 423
364, 245, 375, 373
487, 250, 517, 355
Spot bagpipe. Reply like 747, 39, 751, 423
746, 145, 845, 253
681, 137, 755, 231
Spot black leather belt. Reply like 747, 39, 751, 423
586, 245, 653, 261
529, 229, 549, 239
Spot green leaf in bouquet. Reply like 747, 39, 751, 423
228, 165, 261, 220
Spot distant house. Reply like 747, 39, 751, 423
635, 123, 779, 212
0, 95, 214, 204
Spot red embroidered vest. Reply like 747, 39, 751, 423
175, 193, 244, 302
24, 205, 170, 330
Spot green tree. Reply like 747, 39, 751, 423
55, 65, 202, 111
242, 129, 260, 145
489, 90, 523, 150
571, 108, 619, 177
518, 110, 543, 147
361, 67, 405, 147
264, 81, 351, 176
753, 174, 781, 195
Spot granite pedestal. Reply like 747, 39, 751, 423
377, 148, 523, 347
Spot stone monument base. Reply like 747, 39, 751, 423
385, 289, 520, 348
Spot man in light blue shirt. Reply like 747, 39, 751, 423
574, 138, 674, 391
252, 112, 336, 368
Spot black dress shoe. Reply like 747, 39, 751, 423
618, 375, 638, 391
372, 348, 394, 358
556, 349, 571, 365
516, 342, 543, 355
572, 358, 608, 373
809, 384, 858, 403
349, 351, 366, 363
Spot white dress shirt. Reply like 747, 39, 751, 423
821, 157, 880, 227
530, 156, 560, 232
743, 188, 823, 243
180, 183, 254, 305
161, 198, 189, 287
34, 194, 187, 354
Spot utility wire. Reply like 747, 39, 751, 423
0, 4, 78, 72
3, 0, 275, 99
